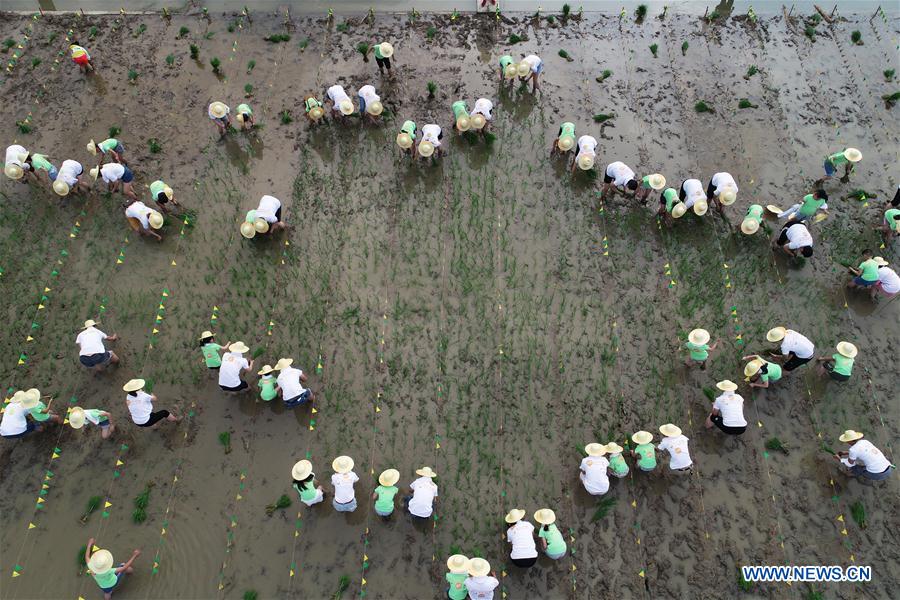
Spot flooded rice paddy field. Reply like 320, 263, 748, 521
0, 7, 898, 600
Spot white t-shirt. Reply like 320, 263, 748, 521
464, 576, 499, 600
713, 392, 748, 427
331, 471, 359, 503
218, 352, 249, 387
408, 476, 438, 517
326, 85, 350, 105
682, 179, 706, 207
606, 161, 636, 187
256, 195, 281, 223
76, 327, 108, 356
358, 84, 379, 104
781, 330, 814, 359
785, 223, 813, 249
125, 201, 152, 229
471, 98, 493, 120
658, 435, 692, 469
58, 160, 83, 186
711, 172, 738, 195
579, 456, 609, 494
208, 103, 230, 120
576, 135, 597, 159
422, 124, 442, 146
6, 144, 27, 168
878, 266, 900, 293
506, 521, 538, 559
522, 54, 542, 72
276, 366, 306, 400
848, 440, 891, 473
101, 162, 125, 183
0, 402, 28, 436
126, 391, 153, 424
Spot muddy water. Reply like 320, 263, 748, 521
1, 8, 898, 600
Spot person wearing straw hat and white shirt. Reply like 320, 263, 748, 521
658, 424, 692, 472
551, 122, 576, 157
208, 101, 231, 135
93, 162, 137, 201
418, 123, 445, 161
86, 137, 126, 166
274, 357, 313, 407
292, 459, 325, 507
4, 144, 30, 183
124, 379, 180, 428
396, 119, 417, 157
846, 249, 880, 292
605, 442, 629, 478
326, 84, 355, 121
219, 341, 253, 392
149, 179, 180, 214
241, 194, 287, 241
76, 319, 120, 372
304, 93, 326, 125
53, 158, 91, 197
0, 390, 46, 438
873, 256, 899, 299
446, 554, 471, 600
470, 98, 493, 134
331, 455, 360, 512
601, 161, 641, 200
21, 387, 62, 426
678, 178, 709, 216
517, 54, 543, 92
69, 405, 115, 439
124, 200, 164, 241
705, 380, 747, 436
764, 326, 815, 372
774, 221, 813, 258
504, 508, 538, 568
816, 341, 857, 381
405, 466, 439, 519
684, 328, 718, 370
740, 204, 766, 235
816, 147, 862, 185
631, 431, 657, 472
579, 443, 610, 495
372, 468, 400, 519
534, 508, 567, 560
834, 431, 894, 481
465, 558, 500, 600
571, 134, 597, 173
706, 171, 738, 213
368, 41, 395, 78
778, 189, 828, 223
357, 84, 383, 124
84, 539, 140, 600
741, 355, 782, 389
257, 365, 278, 401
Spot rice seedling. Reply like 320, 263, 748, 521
558, 49, 573, 61
595, 69, 612, 82
745, 65, 758, 79
252, 347, 265, 359
738, 99, 758, 109
165, 54, 174, 66
820, 442, 836, 455
89, 26, 99, 40
31, 57, 41, 69
127, 69, 138, 84
702, 386, 715, 401
107, 125, 121, 138
204, 31, 215, 40
850, 501, 867, 528
707, 10, 721, 21
764, 437, 789, 454
805, 588, 824, 600
134, 23, 147, 37
132, 508, 147, 523
265, 494, 292, 515
336, 21, 350, 33
738, 570, 752, 592
593, 113, 615, 123
243, 592, 258, 600
850, 30, 862, 45
882, 91, 900, 107
635, 4, 648, 21
79, 495, 102, 523
78, 544, 88, 567
148, 138, 162, 154
227, 21, 236, 33
178, 26, 189, 38
484, 132, 496, 145
681, 41, 689, 55
48, 32, 58, 44
279, 109, 293, 124
562, 4, 571, 18
333, 575, 350, 599
219, 431, 232, 453
547, 15, 556, 24
508, 33, 523, 44
210, 57, 221, 74
591, 497, 617, 521
134, 483, 152, 509
2, 38, 15, 52
244, 83, 254, 97
804, 26, 816, 41
427, 81, 437, 99
885, 69, 895, 81
189, 44, 199, 59
426, 27, 437, 40
298, 38, 309, 51
649, 43, 658, 57
694, 101, 713, 113
264, 33, 291, 43
356, 42, 370, 61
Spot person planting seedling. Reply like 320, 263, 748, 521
451, 100, 471, 134
845, 249, 880, 292
235, 103, 255, 129
571, 134, 597, 173
273, 357, 314, 407
418, 123, 445, 161
657, 186, 684, 225
357, 84, 383, 124
601, 160, 643, 200
469, 97, 493, 135
84, 539, 140, 600
325, 84, 354, 122
367, 41, 395, 78
124, 379, 181, 429
240, 195, 287, 240
69, 43, 95, 72
517, 53, 543, 92
777, 189, 828, 222
207, 101, 231, 136
148, 179, 181, 214
815, 341, 857, 381
684, 328, 718, 370
303, 94, 325, 125
76, 320, 120, 372
498, 53, 517, 86
551, 122, 576, 157
198, 331, 231, 371
678, 178, 709, 216
69, 406, 115, 439
396, 119, 417, 158
833, 430, 893, 481
877, 207, 900, 243
91, 163, 137, 201
816, 147, 861, 185
740, 204, 766, 235
124, 200, 163, 241
706, 171, 738, 213
292, 459, 325, 506
762, 326, 816, 373
741, 356, 783, 389
773, 221, 813, 259
218, 342, 253, 392
86, 137, 126, 166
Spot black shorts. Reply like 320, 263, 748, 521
782, 354, 812, 371
603, 172, 614, 183
220, 381, 249, 392
136, 410, 170, 427
511, 556, 537, 568
706, 180, 716, 198
777, 227, 790, 245
679, 182, 687, 201
80, 352, 111, 367
711, 414, 746, 435
155, 191, 169, 204
892, 186, 900, 207
275, 206, 282, 221
823, 362, 850, 381
375, 56, 391, 69
208, 365, 220, 370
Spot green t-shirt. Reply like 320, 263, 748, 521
258, 376, 277, 401
859, 259, 879, 282
608, 453, 628, 475
635, 443, 657, 470
799, 194, 825, 217
29, 400, 50, 422
293, 479, 319, 503
452, 100, 468, 121
663, 188, 678, 212
760, 363, 782, 383
401, 120, 417, 137
827, 150, 848, 166
538, 523, 567, 555
31, 153, 54, 172
832, 354, 854, 376
374, 485, 398, 514
559, 122, 575, 139
237, 103, 252, 116
84, 408, 108, 424
91, 568, 118, 589
886, 209, 900, 231
150, 180, 166, 199
499, 54, 514, 69
373, 44, 385, 59
685, 341, 710, 361
202, 343, 223, 368
446, 572, 468, 600
304, 97, 322, 112
746, 204, 764, 223
99, 138, 119, 153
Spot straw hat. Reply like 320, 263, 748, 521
447, 554, 470, 574
83, 319, 99, 329
163, 185, 174, 199
4, 163, 24, 180
274, 358, 293, 371
577, 154, 594, 171
86, 139, 98, 155
557, 135, 575, 152
418, 141, 435, 158
257, 364, 274, 376
873, 256, 889, 266
671, 202, 687, 218
415, 466, 437, 478
366, 101, 383, 116
309, 106, 325, 120
10, 390, 25, 404
647, 173, 666, 190
199, 330, 215, 340
20, 388, 41, 409
533, 508, 556, 525
688, 328, 710, 345
838, 430, 864, 443
516, 62, 531, 77
716, 379, 738, 392
766, 204, 783, 215
743, 358, 765, 378
468, 557, 491, 578
504, 508, 526, 523
210, 102, 228, 119
68, 406, 87, 429
240, 221, 257, 239
339, 99, 354, 116
719, 189, 737, 206
503, 63, 518, 79
836, 341, 857, 358
659, 423, 682, 438
89, 166, 100, 180
632, 430, 653, 445
291, 459, 313, 480
229, 341, 249, 354
605, 442, 624, 454
332, 455, 354, 474
396, 132, 413, 149
741, 218, 760, 235
766, 327, 787, 343
456, 115, 471, 132
471, 114, 486, 130
148, 211, 164, 230
123, 378, 145, 393
584, 442, 607, 457
843, 148, 862, 163
254, 218, 270, 234
235, 112, 246, 123
87, 549, 114, 575
53, 179, 70, 196
379, 42, 394, 58
693, 199, 708, 216
378, 468, 400, 487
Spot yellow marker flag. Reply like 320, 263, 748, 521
375, 406, 381, 413
290, 569, 294, 577
93, 545, 100, 552
28, 522, 35, 529
37, 497, 45, 504
311, 408, 318, 414
170, 260, 177, 266
571, 565, 577, 572
44, 287, 50, 292
37, 304, 45, 309
161, 527, 166, 535
837, 515, 844, 522
636, 538, 641, 545
51, 452, 59, 459
638, 570, 645, 578
152, 328, 159, 334
631, 499, 637, 508
12, 571, 20, 577
116, 259, 123, 264
116, 460, 124, 466
236, 494, 242, 500
841, 529, 848, 536
363, 555, 368, 561
362, 578, 367, 586
26, 336, 33, 342
104, 501, 112, 508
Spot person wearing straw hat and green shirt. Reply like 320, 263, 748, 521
658, 186, 684, 225
0, 390, 47, 438
550, 122, 576, 157
241, 194, 287, 240
235, 103, 255, 130
464, 558, 500, 600
149, 180, 180, 214
22, 151, 58, 184
208, 101, 231, 136
517, 54, 543, 92
86, 137, 125, 166
124, 379, 180, 428
396, 119, 418, 157
331, 455, 360, 512
446, 554, 471, 600
357, 84, 384, 124
816, 341, 857, 381
69, 405, 115, 439
505, 508, 538, 568
292, 459, 325, 506
368, 41, 395, 78
198, 331, 230, 370
605, 442, 629, 478
637, 173, 666, 203
706, 380, 747, 436
452, 100, 472, 134
257, 365, 278, 401
706, 171, 738, 214
571, 134, 597, 173
84, 539, 140, 600
873, 256, 899, 299
304, 94, 326, 125
879, 207, 900, 244
372, 468, 400, 519
499, 54, 517, 86
764, 326, 815, 372
816, 147, 862, 185
658, 424, 692, 472
579, 442, 610, 495
125, 200, 164, 242
833, 430, 894, 481
418, 123, 445, 161
740, 204, 766, 235
274, 357, 314, 407
777, 189, 828, 223
76, 319, 120, 372
53, 159, 91, 197
631, 431, 657, 472
678, 178, 709, 216
684, 328, 718, 370
741, 355, 782, 389
405, 466, 439, 519
534, 508, 567, 560
846, 249, 880, 291
21, 387, 62, 426
92, 163, 138, 201
326, 84, 355, 121
219, 341, 253, 392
